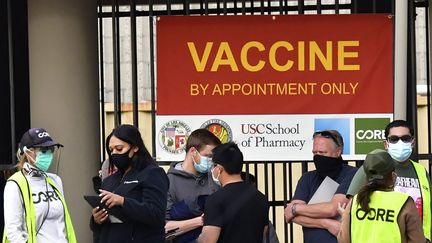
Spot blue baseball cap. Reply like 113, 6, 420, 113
19, 128, 63, 153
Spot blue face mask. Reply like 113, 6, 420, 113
35, 150, 54, 172
193, 151, 213, 174
388, 140, 412, 162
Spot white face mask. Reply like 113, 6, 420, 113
211, 167, 221, 186
387, 140, 412, 162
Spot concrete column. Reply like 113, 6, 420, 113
430, 2, 432, 99
27, 1, 99, 242
394, 0, 408, 119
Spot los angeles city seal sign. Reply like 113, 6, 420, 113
159, 120, 191, 154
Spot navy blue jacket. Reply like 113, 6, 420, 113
91, 164, 169, 243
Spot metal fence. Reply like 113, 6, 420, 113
96, 0, 432, 242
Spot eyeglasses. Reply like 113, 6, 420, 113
313, 131, 341, 147
387, 135, 413, 144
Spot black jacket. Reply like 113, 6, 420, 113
91, 164, 169, 243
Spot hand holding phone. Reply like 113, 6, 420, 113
165, 227, 180, 240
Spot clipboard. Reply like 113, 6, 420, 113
308, 176, 339, 204
83, 195, 124, 220
84, 195, 106, 209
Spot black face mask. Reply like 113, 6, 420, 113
111, 149, 133, 172
313, 154, 343, 180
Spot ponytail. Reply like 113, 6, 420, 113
356, 172, 394, 213
357, 181, 379, 212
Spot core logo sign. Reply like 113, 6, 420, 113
158, 120, 191, 154
355, 118, 390, 154
356, 130, 385, 140
200, 119, 233, 143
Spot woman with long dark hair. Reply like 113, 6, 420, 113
90, 124, 169, 243
338, 149, 425, 243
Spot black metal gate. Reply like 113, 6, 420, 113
94, 0, 431, 242
0, 0, 430, 242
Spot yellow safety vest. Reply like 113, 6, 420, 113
411, 160, 431, 241
2, 171, 76, 243
351, 191, 409, 243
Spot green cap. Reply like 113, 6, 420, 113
363, 149, 395, 181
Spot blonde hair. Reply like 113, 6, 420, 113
16, 148, 29, 170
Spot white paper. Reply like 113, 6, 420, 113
308, 176, 340, 204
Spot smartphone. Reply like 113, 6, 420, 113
165, 227, 180, 240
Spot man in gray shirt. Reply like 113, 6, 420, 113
165, 129, 221, 243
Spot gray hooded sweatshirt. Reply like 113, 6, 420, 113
166, 161, 219, 220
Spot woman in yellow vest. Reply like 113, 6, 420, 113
338, 149, 425, 243
3, 128, 76, 243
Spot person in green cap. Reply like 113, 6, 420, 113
346, 120, 431, 241
338, 149, 425, 243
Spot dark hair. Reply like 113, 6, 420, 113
356, 171, 394, 213
105, 133, 116, 174
185, 129, 221, 153
212, 142, 243, 175
106, 124, 155, 171
240, 171, 256, 184
384, 120, 414, 138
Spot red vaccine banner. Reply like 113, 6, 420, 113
156, 14, 393, 115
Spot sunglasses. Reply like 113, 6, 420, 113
387, 135, 413, 144
313, 131, 341, 147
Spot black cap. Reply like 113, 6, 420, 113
19, 128, 62, 152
